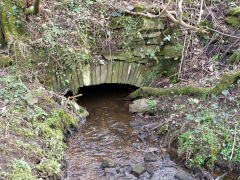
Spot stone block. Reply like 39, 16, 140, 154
82, 64, 91, 86
91, 63, 97, 85
100, 64, 108, 84
102, 49, 133, 61
106, 62, 112, 83
117, 61, 124, 83
141, 16, 164, 30
112, 61, 119, 83
95, 65, 101, 85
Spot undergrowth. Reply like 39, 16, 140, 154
159, 81, 240, 171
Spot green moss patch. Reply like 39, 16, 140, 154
226, 7, 240, 29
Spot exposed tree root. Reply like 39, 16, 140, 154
130, 70, 240, 99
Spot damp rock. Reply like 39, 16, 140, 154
138, 131, 147, 144
162, 154, 171, 162
174, 170, 195, 180
131, 164, 146, 177
130, 119, 142, 128
129, 98, 149, 113
144, 152, 157, 162
101, 158, 116, 168
145, 163, 157, 173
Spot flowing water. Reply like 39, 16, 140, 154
64, 84, 232, 180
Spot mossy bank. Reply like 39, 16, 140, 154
0, 68, 88, 179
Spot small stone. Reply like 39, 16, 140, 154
144, 152, 157, 162
130, 120, 142, 128
0, 54, 11, 67
145, 164, 157, 173
162, 154, 171, 161
26, 95, 38, 106
105, 167, 116, 174
131, 164, 146, 177
101, 158, 116, 168
126, 5, 134, 11
174, 170, 194, 180
129, 98, 149, 113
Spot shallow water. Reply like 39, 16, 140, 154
64, 84, 235, 180
64, 84, 145, 179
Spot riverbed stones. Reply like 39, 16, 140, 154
145, 163, 158, 174
129, 98, 149, 113
101, 158, 116, 168
130, 164, 146, 177
174, 170, 195, 180
144, 152, 157, 162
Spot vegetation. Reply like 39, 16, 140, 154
0, 71, 87, 179
0, 0, 240, 179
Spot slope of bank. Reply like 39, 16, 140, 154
0, 67, 88, 179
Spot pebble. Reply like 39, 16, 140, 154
131, 164, 146, 177
101, 158, 116, 168
174, 170, 195, 180
144, 152, 158, 162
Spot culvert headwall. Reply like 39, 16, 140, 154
51, 61, 147, 94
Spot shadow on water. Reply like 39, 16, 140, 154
65, 84, 142, 179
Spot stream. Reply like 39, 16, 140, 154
63, 84, 196, 180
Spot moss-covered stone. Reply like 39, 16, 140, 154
142, 31, 162, 38
0, 54, 11, 67
141, 17, 164, 30
146, 37, 162, 45
133, 45, 158, 57
102, 49, 133, 60
127, 39, 145, 48
163, 45, 183, 59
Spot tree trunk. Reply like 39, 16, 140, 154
0, 0, 25, 47
0, 0, 41, 47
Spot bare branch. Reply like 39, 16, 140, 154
123, 1, 208, 34
198, 0, 204, 24
178, 0, 183, 22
